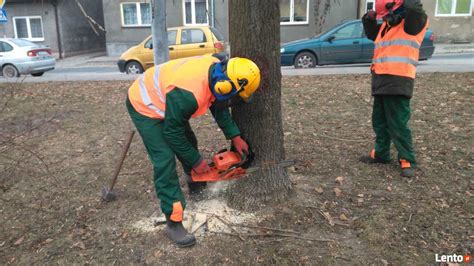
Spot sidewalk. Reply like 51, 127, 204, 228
55, 43, 473, 68
433, 43, 474, 55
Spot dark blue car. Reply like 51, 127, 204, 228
281, 20, 435, 68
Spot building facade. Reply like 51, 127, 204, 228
0, 0, 105, 58
103, 0, 358, 56
358, 0, 474, 42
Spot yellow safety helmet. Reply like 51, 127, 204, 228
226, 57, 261, 102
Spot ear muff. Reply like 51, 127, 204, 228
214, 80, 233, 95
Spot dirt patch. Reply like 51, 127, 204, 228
0, 73, 472, 264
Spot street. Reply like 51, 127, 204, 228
0, 53, 472, 83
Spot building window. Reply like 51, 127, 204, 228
436, 0, 473, 16
280, 0, 309, 25
366, 0, 375, 12
121, 2, 152, 27
183, 0, 208, 25
13, 16, 44, 41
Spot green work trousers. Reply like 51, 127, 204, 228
126, 98, 198, 216
372, 95, 416, 166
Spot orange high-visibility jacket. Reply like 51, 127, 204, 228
128, 55, 220, 119
372, 19, 428, 79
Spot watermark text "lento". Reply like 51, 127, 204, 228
435, 254, 471, 263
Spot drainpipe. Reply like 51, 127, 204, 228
53, 2, 63, 59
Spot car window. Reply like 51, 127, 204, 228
0, 41, 13, 52
210, 27, 224, 41
333, 23, 363, 39
168, 30, 177, 45
144, 30, 177, 48
10, 38, 38, 47
181, 29, 206, 44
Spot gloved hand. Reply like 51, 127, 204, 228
363, 10, 377, 20
232, 136, 249, 155
192, 159, 211, 175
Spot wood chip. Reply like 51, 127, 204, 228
13, 236, 24, 246
320, 211, 335, 226
72, 241, 86, 250
314, 187, 324, 194
339, 214, 349, 221
335, 176, 344, 185
334, 187, 342, 197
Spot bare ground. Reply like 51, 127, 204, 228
0, 73, 472, 264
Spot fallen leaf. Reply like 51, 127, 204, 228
314, 187, 324, 194
13, 236, 25, 246
334, 188, 342, 197
321, 211, 335, 226
339, 214, 349, 221
42, 238, 54, 244
387, 186, 392, 192
72, 241, 86, 250
335, 176, 344, 185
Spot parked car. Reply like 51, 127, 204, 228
118, 26, 226, 74
0, 38, 55, 78
281, 20, 435, 68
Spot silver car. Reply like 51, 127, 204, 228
0, 38, 56, 78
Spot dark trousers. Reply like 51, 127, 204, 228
126, 98, 198, 216
372, 95, 416, 166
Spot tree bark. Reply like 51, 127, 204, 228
228, 0, 292, 211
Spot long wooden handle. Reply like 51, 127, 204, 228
108, 130, 135, 190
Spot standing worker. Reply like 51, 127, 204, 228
360, 0, 428, 177
126, 54, 260, 247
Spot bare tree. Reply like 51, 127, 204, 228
227, 0, 291, 211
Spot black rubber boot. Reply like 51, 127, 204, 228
401, 167, 415, 178
165, 217, 196, 248
359, 155, 391, 164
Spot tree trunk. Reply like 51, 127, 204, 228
227, 0, 292, 211
152, 0, 169, 65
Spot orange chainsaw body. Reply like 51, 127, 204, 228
191, 150, 247, 182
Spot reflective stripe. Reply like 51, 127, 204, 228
139, 75, 165, 117
372, 56, 418, 66
153, 66, 165, 103
375, 39, 420, 50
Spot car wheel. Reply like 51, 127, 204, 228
125, 61, 144, 74
2, 64, 20, 78
294, 52, 317, 68
31, 72, 45, 77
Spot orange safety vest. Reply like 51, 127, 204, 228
128, 55, 220, 119
372, 19, 428, 79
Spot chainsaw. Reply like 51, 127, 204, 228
191, 148, 295, 182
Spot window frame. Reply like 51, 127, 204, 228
365, 0, 376, 13
435, 0, 473, 17
280, 0, 310, 25
12, 16, 44, 42
120, 2, 152, 27
182, 0, 209, 26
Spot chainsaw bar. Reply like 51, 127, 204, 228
191, 149, 296, 182
244, 160, 296, 173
